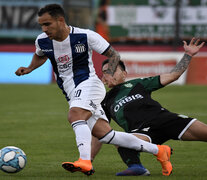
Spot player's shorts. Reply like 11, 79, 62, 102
68, 77, 108, 130
132, 114, 197, 145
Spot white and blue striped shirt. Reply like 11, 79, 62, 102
35, 26, 110, 100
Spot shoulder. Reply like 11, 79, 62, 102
128, 76, 159, 84
123, 79, 141, 86
72, 26, 94, 35
131, 76, 163, 92
35, 33, 49, 45
36, 32, 48, 40
72, 26, 101, 41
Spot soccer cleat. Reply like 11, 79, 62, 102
155, 145, 173, 176
116, 164, 150, 176
62, 158, 95, 176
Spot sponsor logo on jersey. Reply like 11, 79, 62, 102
58, 55, 70, 64
124, 83, 133, 88
58, 63, 72, 73
114, 94, 144, 112
42, 49, 53, 52
57, 55, 72, 72
89, 100, 97, 110
99, 109, 104, 115
74, 44, 86, 53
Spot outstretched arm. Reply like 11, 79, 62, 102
160, 38, 205, 86
15, 53, 47, 76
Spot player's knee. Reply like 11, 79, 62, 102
99, 129, 115, 144
68, 107, 92, 123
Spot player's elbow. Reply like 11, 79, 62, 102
172, 74, 180, 81
161, 73, 181, 86
169, 73, 181, 83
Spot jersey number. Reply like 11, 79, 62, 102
74, 89, 82, 97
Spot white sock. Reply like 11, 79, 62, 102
71, 120, 92, 160
99, 130, 158, 155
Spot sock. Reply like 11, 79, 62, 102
117, 147, 141, 166
71, 120, 92, 160
99, 130, 158, 155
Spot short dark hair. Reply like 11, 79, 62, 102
38, 4, 65, 19
102, 59, 126, 71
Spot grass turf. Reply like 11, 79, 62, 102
0, 84, 207, 180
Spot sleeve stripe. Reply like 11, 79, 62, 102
158, 75, 164, 87
101, 45, 111, 55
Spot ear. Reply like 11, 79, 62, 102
122, 71, 127, 79
123, 71, 127, 78
58, 16, 65, 23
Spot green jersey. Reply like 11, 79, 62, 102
102, 75, 169, 133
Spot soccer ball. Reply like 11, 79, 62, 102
0, 146, 27, 173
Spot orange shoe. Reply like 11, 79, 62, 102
155, 145, 173, 176
62, 158, 95, 176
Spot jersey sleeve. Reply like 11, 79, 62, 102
132, 75, 164, 92
87, 29, 110, 55
35, 37, 44, 56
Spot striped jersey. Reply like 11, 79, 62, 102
35, 26, 110, 98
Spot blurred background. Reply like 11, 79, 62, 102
0, 0, 207, 85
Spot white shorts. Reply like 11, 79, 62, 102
68, 77, 108, 130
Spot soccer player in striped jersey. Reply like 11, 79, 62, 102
15, 4, 173, 176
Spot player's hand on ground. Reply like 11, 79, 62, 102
183, 37, 205, 57
15, 67, 32, 76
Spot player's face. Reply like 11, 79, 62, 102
102, 63, 127, 88
38, 13, 62, 40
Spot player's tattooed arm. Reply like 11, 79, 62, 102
103, 46, 121, 75
160, 37, 205, 86
171, 37, 204, 74
160, 54, 192, 86
170, 53, 192, 74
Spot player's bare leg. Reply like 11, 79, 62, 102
181, 120, 207, 141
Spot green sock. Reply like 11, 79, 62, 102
117, 147, 141, 166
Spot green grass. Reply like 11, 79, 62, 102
0, 84, 207, 180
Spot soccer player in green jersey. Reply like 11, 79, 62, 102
91, 38, 207, 176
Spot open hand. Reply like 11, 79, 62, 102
183, 37, 205, 57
